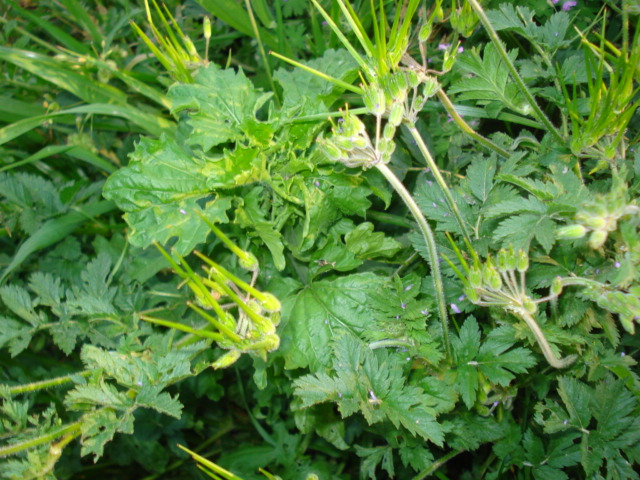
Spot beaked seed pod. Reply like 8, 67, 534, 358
469, 266, 483, 288
212, 350, 241, 369
506, 245, 517, 271
406, 70, 421, 89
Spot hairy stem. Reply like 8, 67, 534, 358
519, 310, 577, 369
375, 163, 451, 361
436, 89, 510, 158
0, 421, 82, 457
466, 0, 565, 144
413, 449, 464, 480
4, 370, 91, 396
405, 123, 473, 245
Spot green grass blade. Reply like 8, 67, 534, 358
0, 46, 127, 105
5, 0, 91, 54
0, 200, 116, 284
0, 104, 174, 147
0, 145, 71, 173
59, 0, 102, 45
196, 0, 279, 52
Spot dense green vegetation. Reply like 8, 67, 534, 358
1, 0, 639, 478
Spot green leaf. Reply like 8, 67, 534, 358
294, 333, 445, 445
450, 317, 535, 407
102, 136, 232, 255
466, 156, 497, 203
279, 273, 386, 370
169, 64, 274, 151
449, 43, 530, 116
344, 222, 403, 259
79, 408, 134, 460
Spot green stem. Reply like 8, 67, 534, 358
436, 89, 510, 158
4, 370, 91, 396
406, 124, 473, 245
0, 421, 82, 457
375, 163, 451, 361
466, 0, 565, 144
518, 310, 577, 369
413, 449, 464, 480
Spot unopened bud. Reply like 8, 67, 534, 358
497, 249, 508, 272
469, 266, 483, 288
259, 292, 281, 313
588, 229, 608, 249
212, 350, 241, 369
203, 17, 211, 40
506, 245, 517, 271
516, 249, 529, 272
419, 24, 432, 43
557, 224, 587, 239
239, 251, 259, 271
523, 297, 537, 314
388, 102, 405, 126
363, 84, 386, 116
551, 276, 563, 296
383, 123, 396, 140
422, 77, 440, 98
406, 70, 421, 89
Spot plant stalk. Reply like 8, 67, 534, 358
466, 0, 565, 144
0, 421, 82, 457
375, 162, 451, 361
405, 123, 473, 245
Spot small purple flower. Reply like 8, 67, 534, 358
401, 302, 407, 309
493, 401, 499, 407
404, 284, 414, 291
338, 392, 343, 398
369, 390, 378, 401
406, 357, 411, 362
552, 0, 559, 3
451, 303, 461, 314
179, 209, 187, 215
438, 43, 451, 50
563, 419, 568, 425
621, 352, 626, 357
314, 180, 320, 187
458, 294, 466, 302
562, 0, 577, 10
615, 262, 621, 268
421, 309, 429, 316
458, 46, 464, 53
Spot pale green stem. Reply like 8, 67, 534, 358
4, 371, 91, 396
518, 310, 577, 369
466, 0, 565, 144
244, 0, 280, 107
406, 124, 473, 245
0, 421, 82, 457
413, 449, 464, 480
375, 163, 451, 360
436, 89, 510, 158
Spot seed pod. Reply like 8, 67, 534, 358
212, 350, 241, 369
406, 70, 421, 89
489, 268, 502, 290
239, 251, 259, 271
497, 249, 508, 273
363, 84, 386, 116
321, 141, 344, 161
351, 136, 369, 149
422, 77, 440, 98
388, 102, 405, 127
588, 229, 608, 249
581, 215, 606, 230
551, 276, 563, 296
419, 24, 432, 43
259, 292, 281, 313
469, 266, 483, 288
523, 297, 537, 314
383, 123, 396, 140
465, 286, 480, 303
203, 17, 211, 40
557, 224, 588, 239
506, 245, 517, 271
516, 249, 529, 273
335, 137, 355, 151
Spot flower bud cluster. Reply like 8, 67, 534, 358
582, 284, 640, 334
320, 110, 391, 168
557, 184, 639, 249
